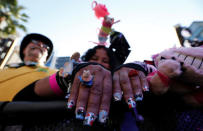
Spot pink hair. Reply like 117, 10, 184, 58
92, 1, 110, 19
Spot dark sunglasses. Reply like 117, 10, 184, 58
31, 40, 50, 51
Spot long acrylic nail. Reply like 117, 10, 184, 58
127, 98, 136, 108
143, 85, 149, 92
67, 100, 74, 109
76, 107, 85, 120
83, 112, 96, 126
113, 92, 122, 101
99, 110, 108, 123
135, 93, 143, 101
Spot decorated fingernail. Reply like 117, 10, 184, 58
127, 98, 136, 108
113, 92, 122, 101
83, 112, 96, 126
143, 86, 149, 92
76, 107, 85, 120
135, 93, 143, 101
99, 110, 108, 123
67, 100, 74, 109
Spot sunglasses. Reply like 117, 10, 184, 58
31, 40, 50, 51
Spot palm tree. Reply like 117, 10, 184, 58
0, 0, 29, 38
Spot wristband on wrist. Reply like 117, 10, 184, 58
49, 73, 64, 96
113, 61, 148, 75
55, 71, 71, 93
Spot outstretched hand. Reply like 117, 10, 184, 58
67, 64, 112, 126
113, 65, 149, 108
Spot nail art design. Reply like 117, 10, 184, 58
143, 85, 149, 92
83, 112, 96, 126
127, 98, 136, 108
76, 107, 85, 120
99, 110, 108, 123
135, 93, 143, 101
67, 100, 74, 109
113, 92, 122, 101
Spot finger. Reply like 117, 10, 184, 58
84, 67, 103, 126
67, 71, 81, 109
75, 65, 99, 119
99, 70, 112, 123
75, 68, 94, 120
75, 84, 90, 120
130, 75, 143, 101
139, 71, 149, 92
113, 71, 122, 101
119, 68, 136, 109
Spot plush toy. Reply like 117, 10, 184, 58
146, 47, 203, 106
92, 1, 120, 45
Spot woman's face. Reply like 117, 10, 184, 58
89, 48, 110, 69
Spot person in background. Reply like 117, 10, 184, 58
71, 52, 81, 63
0, 33, 57, 101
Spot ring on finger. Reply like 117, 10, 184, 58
78, 70, 94, 87
128, 69, 138, 77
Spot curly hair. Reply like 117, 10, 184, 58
81, 45, 118, 70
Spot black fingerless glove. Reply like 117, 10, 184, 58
55, 71, 71, 93
113, 61, 149, 76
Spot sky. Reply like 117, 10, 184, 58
17, 0, 203, 62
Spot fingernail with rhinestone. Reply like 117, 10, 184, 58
143, 86, 149, 92
113, 92, 122, 101
67, 100, 74, 109
76, 107, 85, 120
83, 112, 96, 126
99, 110, 108, 123
135, 93, 143, 101
127, 98, 136, 109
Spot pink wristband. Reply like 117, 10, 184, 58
49, 73, 64, 96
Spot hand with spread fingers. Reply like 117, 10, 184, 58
67, 63, 112, 126
65, 45, 116, 126
113, 62, 150, 109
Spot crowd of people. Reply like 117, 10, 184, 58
0, 33, 203, 131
